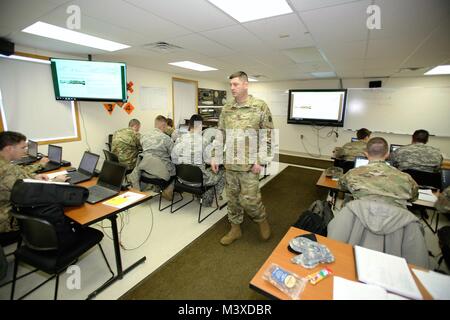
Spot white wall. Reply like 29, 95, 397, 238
249, 76, 450, 160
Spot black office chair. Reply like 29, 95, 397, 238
105, 134, 113, 152
333, 158, 355, 174
140, 173, 182, 211
403, 169, 441, 190
171, 164, 219, 223
103, 149, 119, 163
10, 211, 114, 300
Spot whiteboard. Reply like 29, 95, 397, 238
344, 87, 450, 137
0, 56, 79, 142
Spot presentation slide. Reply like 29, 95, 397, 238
290, 91, 344, 120
54, 60, 125, 100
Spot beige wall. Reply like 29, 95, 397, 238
249, 76, 450, 160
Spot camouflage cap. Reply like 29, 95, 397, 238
325, 166, 344, 178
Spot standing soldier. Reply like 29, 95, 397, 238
211, 71, 274, 246
111, 119, 142, 170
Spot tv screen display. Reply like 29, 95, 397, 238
50, 58, 127, 102
287, 89, 347, 127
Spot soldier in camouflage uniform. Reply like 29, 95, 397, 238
391, 129, 443, 173
211, 71, 274, 245
164, 118, 175, 138
436, 186, 450, 214
111, 118, 142, 170
0, 132, 65, 236
339, 137, 418, 208
334, 128, 371, 161
171, 115, 225, 207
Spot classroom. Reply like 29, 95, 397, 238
0, 0, 449, 303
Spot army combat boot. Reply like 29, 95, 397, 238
220, 223, 242, 246
258, 219, 271, 241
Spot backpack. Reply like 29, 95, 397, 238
10, 180, 89, 250
292, 200, 334, 236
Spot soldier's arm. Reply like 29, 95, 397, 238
257, 104, 274, 165
338, 173, 349, 192
409, 176, 419, 202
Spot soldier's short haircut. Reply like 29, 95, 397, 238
189, 114, 203, 130
412, 129, 429, 144
357, 128, 371, 140
155, 115, 167, 124
229, 71, 248, 82
128, 119, 140, 127
367, 137, 388, 157
0, 131, 27, 150
167, 118, 174, 127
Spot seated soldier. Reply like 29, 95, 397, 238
171, 115, 225, 207
131, 115, 175, 199
111, 118, 142, 170
334, 128, 371, 161
164, 118, 175, 138
436, 186, 450, 214
0, 131, 67, 238
391, 129, 443, 173
338, 137, 418, 208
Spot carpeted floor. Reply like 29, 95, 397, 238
121, 166, 327, 300
278, 154, 333, 169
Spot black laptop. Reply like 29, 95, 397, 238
12, 140, 41, 165
390, 144, 403, 154
86, 161, 127, 204
67, 151, 100, 184
38, 145, 62, 173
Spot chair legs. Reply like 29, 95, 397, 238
160, 190, 183, 211
171, 187, 219, 223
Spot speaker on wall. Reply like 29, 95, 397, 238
369, 80, 382, 88
0, 38, 14, 56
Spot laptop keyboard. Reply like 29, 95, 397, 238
68, 171, 90, 184
87, 185, 117, 203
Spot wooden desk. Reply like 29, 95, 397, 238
64, 177, 156, 298
249, 227, 432, 300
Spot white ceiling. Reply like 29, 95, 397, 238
1, 0, 449, 82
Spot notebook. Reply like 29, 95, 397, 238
12, 140, 41, 165
86, 161, 127, 204
67, 151, 100, 184
38, 145, 62, 173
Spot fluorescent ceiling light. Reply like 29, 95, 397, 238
168, 61, 218, 71
424, 65, 450, 75
208, 0, 292, 23
0, 54, 50, 64
310, 71, 336, 78
22, 21, 129, 52
248, 77, 258, 82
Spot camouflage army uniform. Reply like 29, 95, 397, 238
436, 186, 450, 213
334, 140, 367, 161
391, 143, 443, 173
0, 156, 35, 233
217, 95, 274, 224
111, 127, 142, 169
141, 128, 175, 177
338, 160, 419, 208
164, 126, 175, 138
172, 132, 225, 206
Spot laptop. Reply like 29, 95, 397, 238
390, 144, 403, 154
12, 140, 41, 165
38, 145, 62, 173
178, 124, 189, 135
354, 156, 369, 168
351, 137, 358, 142
86, 160, 127, 204
67, 151, 100, 184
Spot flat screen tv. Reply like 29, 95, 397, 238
287, 89, 347, 127
50, 58, 127, 102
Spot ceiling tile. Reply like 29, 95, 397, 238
167, 33, 235, 57
290, 0, 364, 12
201, 25, 265, 53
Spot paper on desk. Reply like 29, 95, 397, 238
412, 269, 450, 300
354, 246, 422, 300
22, 178, 70, 185
418, 189, 438, 202
333, 276, 407, 300
102, 191, 146, 208
46, 170, 68, 180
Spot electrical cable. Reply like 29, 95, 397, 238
78, 102, 91, 151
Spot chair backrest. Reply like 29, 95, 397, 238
176, 164, 203, 185
103, 149, 119, 163
11, 212, 58, 251
402, 169, 441, 190
441, 169, 450, 191
333, 158, 355, 174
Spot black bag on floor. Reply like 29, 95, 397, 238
437, 226, 450, 269
292, 200, 334, 236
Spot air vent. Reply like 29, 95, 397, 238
142, 41, 183, 54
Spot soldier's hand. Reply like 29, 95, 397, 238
35, 174, 49, 181
53, 174, 69, 182
251, 163, 262, 174
211, 158, 219, 173
39, 157, 49, 165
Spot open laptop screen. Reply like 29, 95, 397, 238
79, 152, 99, 174
48, 145, 62, 163
390, 144, 403, 154
98, 161, 126, 190
354, 157, 369, 168
28, 140, 38, 157
351, 137, 358, 142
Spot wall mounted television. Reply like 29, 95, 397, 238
50, 58, 127, 102
287, 89, 347, 127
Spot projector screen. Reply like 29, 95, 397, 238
50, 58, 127, 102
287, 89, 347, 127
